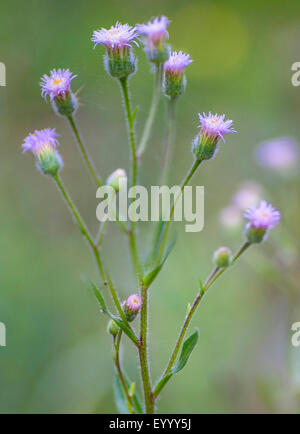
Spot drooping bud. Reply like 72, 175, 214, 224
40, 69, 78, 116
163, 51, 193, 99
213, 246, 232, 268
106, 168, 127, 192
244, 200, 280, 243
137, 16, 170, 65
192, 112, 236, 161
107, 319, 120, 337
22, 128, 63, 176
123, 294, 142, 322
92, 22, 138, 79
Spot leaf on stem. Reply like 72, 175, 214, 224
144, 235, 177, 287
153, 329, 199, 397
91, 282, 139, 345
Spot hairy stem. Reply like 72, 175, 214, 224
67, 115, 102, 188
138, 285, 154, 413
137, 64, 162, 159
114, 331, 135, 414
119, 77, 143, 282
53, 173, 105, 281
154, 241, 251, 397
156, 158, 202, 264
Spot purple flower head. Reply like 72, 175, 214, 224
22, 128, 59, 155
22, 128, 62, 175
198, 112, 236, 143
137, 16, 170, 47
92, 22, 138, 55
255, 137, 299, 171
164, 51, 193, 77
244, 200, 280, 230
125, 294, 142, 312
41, 69, 77, 101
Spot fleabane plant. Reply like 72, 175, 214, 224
22, 17, 281, 414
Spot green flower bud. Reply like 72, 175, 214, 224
107, 319, 119, 336
213, 246, 232, 268
52, 92, 78, 117
106, 169, 127, 192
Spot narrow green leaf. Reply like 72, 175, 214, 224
153, 373, 172, 397
171, 329, 199, 374
91, 281, 107, 313
113, 372, 130, 414
91, 281, 139, 345
123, 373, 143, 414
144, 236, 177, 288
132, 106, 139, 123
111, 315, 140, 345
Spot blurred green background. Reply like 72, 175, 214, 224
0, 0, 300, 413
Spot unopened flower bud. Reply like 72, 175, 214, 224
41, 69, 78, 117
106, 168, 127, 191
244, 200, 280, 243
22, 128, 63, 176
123, 294, 142, 322
213, 246, 232, 268
107, 319, 119, 336
137, 16, 170, 65
192, 112, 236, 161
163, 51, 192, 99
92, 23, 138, 79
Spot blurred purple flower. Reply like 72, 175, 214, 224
232, 181, 263, 211
220, 205, 242, 229
92, 22, 138, 54
41, 69, 77, 101
164, 51, 193, 77
244, 200, 280, 230
255, 137, 299, 171
198, 112, 236, 143
22, 128, 59, 155
137, 16, 170, 46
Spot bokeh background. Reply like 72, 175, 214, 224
0, 0, 300, 414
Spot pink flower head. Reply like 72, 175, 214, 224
255, 137, 299, 171
92, 22, 138, 54
244, 200, 280, 230
41, 69, 77, 101
125, 294, 142, 312
137, 16, 170, 46
164, 51, 193, 77
22, 128, 59, 156
198, 112, 236, 143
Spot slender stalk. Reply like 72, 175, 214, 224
53, 173, 105, 281
160, 97, 176, 185
67, 114, 102, 188
114, 331, 135, 414
137, 64, 162, 159
154, 241, 251, 397
156, 158, 202, 264
119, 77, 143, 281
138, 285, 154, 414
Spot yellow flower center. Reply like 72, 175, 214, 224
53, 78, 63, 86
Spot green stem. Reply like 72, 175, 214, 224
114, 331, 135, 414
119, 77, 143, 281
137, 64, 162, 159
138, 285, 154, 414
156, 158, 202, 264
160, 97, 176, 185
67, 114, 102, 188
155, 241, 251, 397
53, 173, 105, 281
